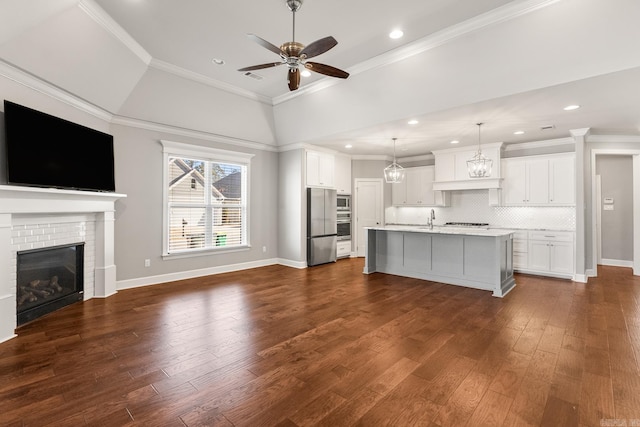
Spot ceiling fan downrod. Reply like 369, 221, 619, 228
285, 0, 303, 43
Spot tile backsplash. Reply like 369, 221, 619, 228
385, 189, 576, 230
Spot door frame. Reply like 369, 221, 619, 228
590, 149, 640, 276
353, 178, 384, 257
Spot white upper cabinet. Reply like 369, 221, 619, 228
334, 154, 352, 194
392, 166, 446, 206
501, 153, 575, 206
306, 150, 335, 188
549, 156, 575, 204
432, 143, 503, 190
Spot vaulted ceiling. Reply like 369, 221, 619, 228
1, 0, 639, 157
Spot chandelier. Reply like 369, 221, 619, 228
384, 138, 405, 183
467, 122, 492, 178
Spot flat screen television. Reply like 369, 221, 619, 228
3, 100, 116, 192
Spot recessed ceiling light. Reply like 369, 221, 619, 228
450, 140, 459, 144
301, 69, 311, 77
514, 130, 525, 135
389, 29, 404, 39
345, 144, 352, 149
563, 104, 580, 111
212, 58, 225, 65
407, 119, 419, 125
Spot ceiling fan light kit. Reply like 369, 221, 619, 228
238, 0, 349, 91
467, 122, 493, 178
384, 138, 406, 183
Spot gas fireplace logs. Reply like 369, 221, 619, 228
17, 276, 65, 307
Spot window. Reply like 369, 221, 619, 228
162, 140, 253, 256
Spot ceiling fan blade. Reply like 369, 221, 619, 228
238, 62, 283, 72
247, 33, 284, 56
300, 36, 338, 59
305, 62, 349, 79
288, 68, 300, 91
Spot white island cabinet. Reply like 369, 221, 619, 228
364, 226, 515, 297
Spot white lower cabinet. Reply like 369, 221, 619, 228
512, 231, 528, 270
519, 230, 574, 278
337, 240, 351, 258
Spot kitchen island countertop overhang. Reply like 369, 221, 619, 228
364, 226, 516, 297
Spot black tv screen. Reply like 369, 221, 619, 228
3, 100, 115, 192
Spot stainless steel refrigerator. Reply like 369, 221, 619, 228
307, 188, 337, 266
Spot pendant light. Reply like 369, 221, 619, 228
384, 137, 405, 183
467, 122, 492, 178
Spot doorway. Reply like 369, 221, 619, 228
354, 179, 383, 257
591, 150, 640, 276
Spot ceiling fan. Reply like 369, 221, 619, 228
238, 0, 349, 91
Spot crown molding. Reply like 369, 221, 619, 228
397, 154, 435, 162
273, 0, 561, 105
78, 0, 152, 65
351, 155, 392, 161
0, 59, 113, 122
111, 115, 278, 152
587, 134, 640, 143
76, 0, 562, 107
503, 137, 575, 151
149, 59, 272, 105
570, 128, 591, 138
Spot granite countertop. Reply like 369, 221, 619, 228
385, 224, 576, 233
368, 225, 513, 237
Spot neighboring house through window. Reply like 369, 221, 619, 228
161, 140, 253, 256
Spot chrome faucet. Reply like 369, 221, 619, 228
427, 209, 435, 230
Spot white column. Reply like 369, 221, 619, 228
0, 214, 17, 343
570, 128, 589, 283
94, 211, 117, 298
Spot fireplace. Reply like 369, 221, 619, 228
16, 243, 84, 326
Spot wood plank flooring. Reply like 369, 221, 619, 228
1, 260, 639, 426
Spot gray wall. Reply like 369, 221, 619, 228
1, 73, 280, 283
596, 155, 633, 262
111, 124, 279, 280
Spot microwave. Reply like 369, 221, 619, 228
337, 194, 350, 211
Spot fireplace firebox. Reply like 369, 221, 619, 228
16, 243, 84, 326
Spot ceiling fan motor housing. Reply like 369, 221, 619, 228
285, 0, 303, 12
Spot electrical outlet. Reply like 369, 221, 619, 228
262, 246, 267, 253
144, 259, 150, 267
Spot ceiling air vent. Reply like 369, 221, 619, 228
244, 71, 264, 81
540, 124, 555, 130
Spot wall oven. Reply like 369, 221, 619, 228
337, 211, 351, 241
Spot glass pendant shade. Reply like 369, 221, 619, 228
467, 122, 492, 178
384, 138, 405, 183
384, 162, 405, 183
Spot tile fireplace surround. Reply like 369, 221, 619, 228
0, 185, 126, 343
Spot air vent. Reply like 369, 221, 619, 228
540, 124, 555, 130
244, 71, 263, 81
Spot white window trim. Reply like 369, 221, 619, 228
161, 140, 254, 258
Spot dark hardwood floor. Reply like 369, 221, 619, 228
1, 259, 639, 426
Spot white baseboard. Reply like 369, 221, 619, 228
117, 258, 282, 290
573, 273, 588, 283
0, 333, 17, 344
276, 258, 307, 269
601, 259, 634, 268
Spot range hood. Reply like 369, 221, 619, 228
432, 177, 502, 191
432, 142, 503, 191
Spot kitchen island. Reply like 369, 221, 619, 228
364, 226, 515, 297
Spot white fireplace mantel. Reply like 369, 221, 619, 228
0, 185, 126, 343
